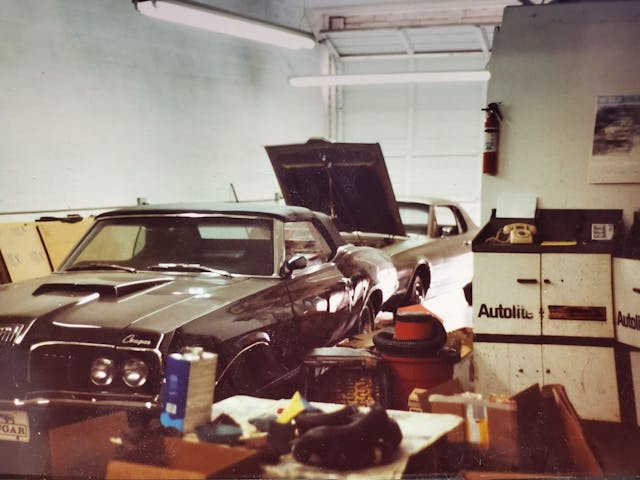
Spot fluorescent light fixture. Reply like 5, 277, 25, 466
134, 0, 315, 50
289, 70, 490, 87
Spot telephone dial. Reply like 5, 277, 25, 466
503, 223, 537, 244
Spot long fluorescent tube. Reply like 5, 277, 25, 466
134, 0, 315, 50
289, 70, 490, 87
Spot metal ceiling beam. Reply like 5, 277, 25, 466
397, 28, 415, 56
320, 35, 342, 61
476, 25, 491, 54
337, 50, 487, 61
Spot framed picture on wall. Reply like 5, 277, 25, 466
588, 95, 640, 183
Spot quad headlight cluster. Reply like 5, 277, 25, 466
90, 357, 149, 388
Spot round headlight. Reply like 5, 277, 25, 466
90, 357, 114, 386
122, 358, 149, 388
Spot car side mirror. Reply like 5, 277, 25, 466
440, 225, 458, 237
283, 254, 307, 276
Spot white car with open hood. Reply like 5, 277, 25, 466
266, 138, 478, 309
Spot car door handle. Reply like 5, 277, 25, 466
463, 240, 471, 246
517, 278, 538, 284
634, 287, 640, 295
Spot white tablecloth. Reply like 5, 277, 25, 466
211, 395, 462, 480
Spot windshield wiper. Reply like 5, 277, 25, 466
66, 263, 137, 273
144, 263, 232, 278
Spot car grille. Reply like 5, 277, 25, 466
0, 324, 23, 346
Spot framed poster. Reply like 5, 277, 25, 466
588, 95, 640, 183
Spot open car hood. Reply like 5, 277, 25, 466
266, 139, 405, 236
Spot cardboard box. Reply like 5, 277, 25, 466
0, 222, 51, 282
421, 383, 602, 475
425, 384, 534, 470
429, 392, 490, 446
408, 379, 464, 413
106, 437, 259, 479
49, 412, 128, 478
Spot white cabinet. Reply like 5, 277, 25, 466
614, 256, 640, 427
473, 249, 618, 422
613, 257, 640, 348
474, 342, 621, 422
472, 209, 623, 423
474, 252, 614, 338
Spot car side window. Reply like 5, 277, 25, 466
284, 221, 331, 266
434, 205, 466, 237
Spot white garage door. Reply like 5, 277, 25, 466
337, 61, 487, 221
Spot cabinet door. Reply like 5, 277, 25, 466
541, 253, 613, 338
474, 342, 543, 397
542, 344, 620, 422
613, 257, 640, 348
474, 253, 541, 335
631, 351, 640, 427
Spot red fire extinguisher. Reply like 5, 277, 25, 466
482, 102, 502, 175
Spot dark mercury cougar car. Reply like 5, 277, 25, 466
0, 203, 397, 433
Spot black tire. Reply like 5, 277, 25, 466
355, 300, 375, 335
373, 319, 447, 356
463, 282, 472, 306
404, 272, 428, 306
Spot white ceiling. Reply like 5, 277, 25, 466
304, 0, 521, 60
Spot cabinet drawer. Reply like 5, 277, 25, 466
614, 257, 640, 348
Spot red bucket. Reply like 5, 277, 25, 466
394, 312, 435, 340
381, 353, 454, 410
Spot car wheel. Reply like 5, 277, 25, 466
463, 282, 472, 305
405, 273, 427, 306
356, 300, 375, 335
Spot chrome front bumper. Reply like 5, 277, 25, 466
0, 393, 161, 411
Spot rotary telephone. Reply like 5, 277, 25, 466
503, 223, 537, 244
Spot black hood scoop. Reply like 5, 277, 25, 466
33, 277, 173, 299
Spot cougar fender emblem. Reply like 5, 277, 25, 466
121, 334, 153, 347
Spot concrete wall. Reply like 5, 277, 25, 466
0, 0, 325, 221
482, 1, 640, 227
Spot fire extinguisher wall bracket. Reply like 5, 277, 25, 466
482, 102, 503, 176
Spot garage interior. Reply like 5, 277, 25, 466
1, 0, 640, 478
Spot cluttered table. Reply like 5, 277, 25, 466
210, 395, 462, 480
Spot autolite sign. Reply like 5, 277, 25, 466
477, 303, 535, 319
617, 311, 640, 331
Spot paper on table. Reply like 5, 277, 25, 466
496, 194, 537, 219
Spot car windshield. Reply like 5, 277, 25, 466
398, 203, 430, 236
62, 215, 275, 276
